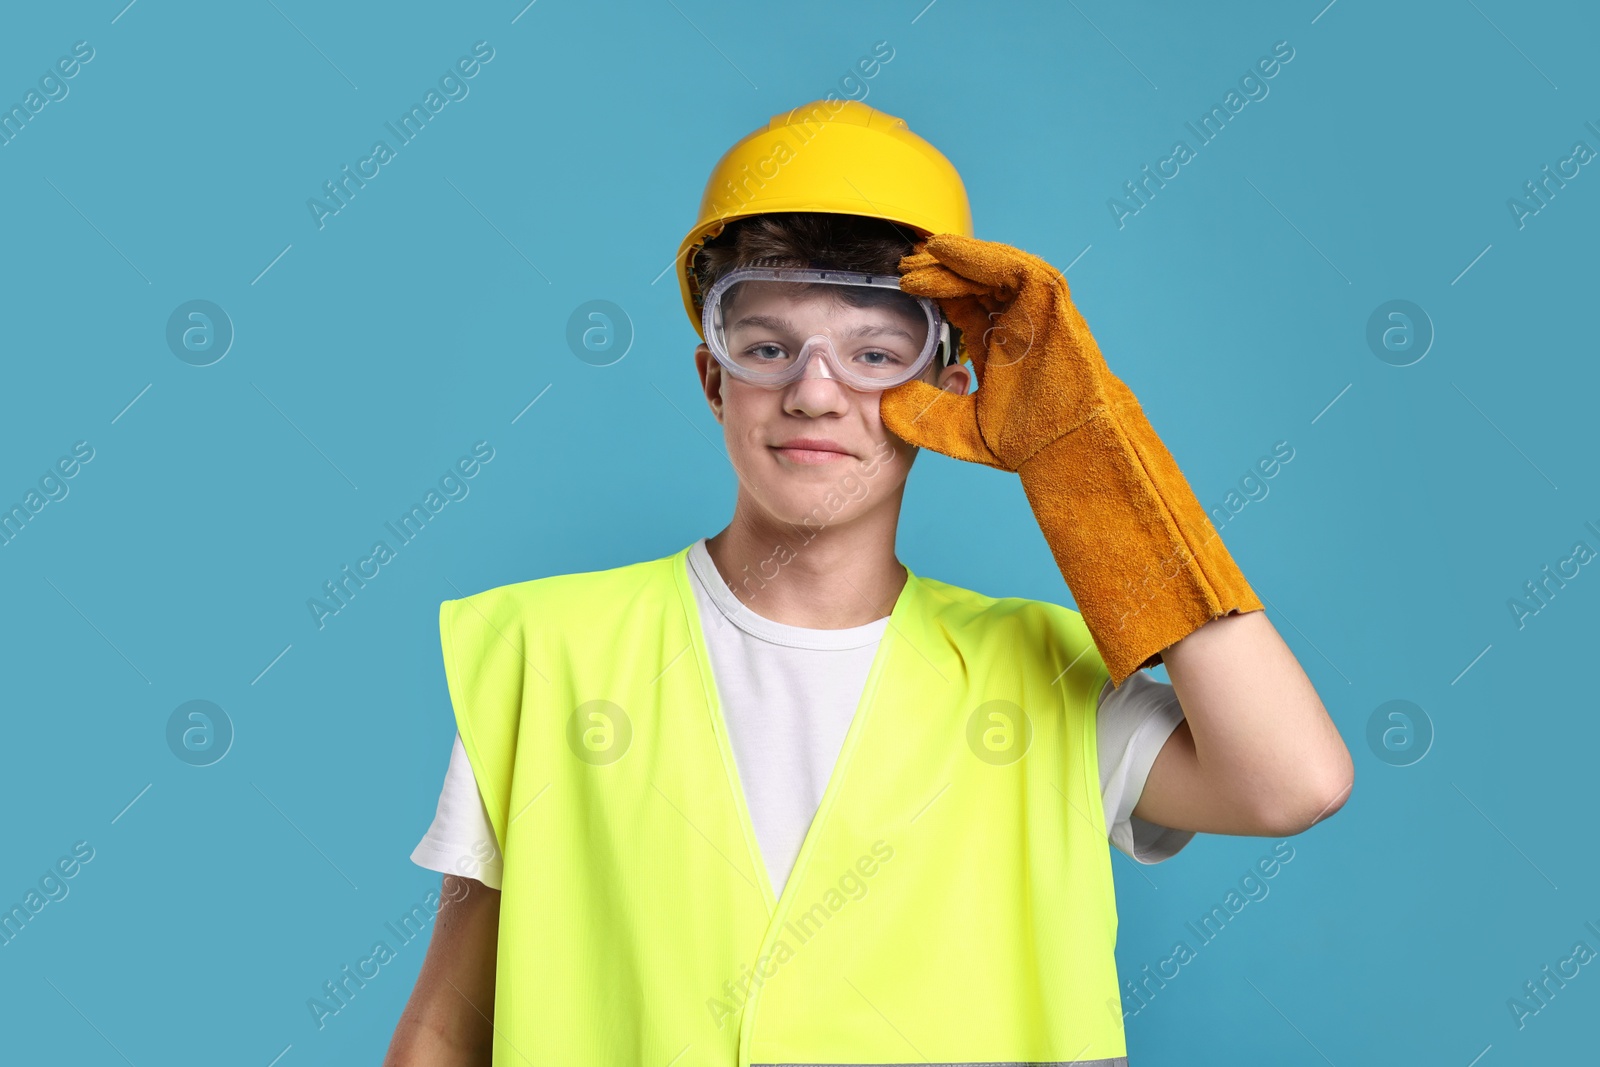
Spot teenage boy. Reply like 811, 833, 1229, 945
386, 100, 1352, 1067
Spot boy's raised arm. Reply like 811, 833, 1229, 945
881, 234, 1353, 837
1138, 609, 1353, 837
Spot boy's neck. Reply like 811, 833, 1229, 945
702, 504, 908, 630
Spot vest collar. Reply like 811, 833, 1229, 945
664, 540, 932, 915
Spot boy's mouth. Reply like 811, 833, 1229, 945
771, 437, 853, 464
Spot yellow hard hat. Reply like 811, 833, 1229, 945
674, 99, 974, 341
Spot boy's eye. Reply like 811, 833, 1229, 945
750, 343, 787, 361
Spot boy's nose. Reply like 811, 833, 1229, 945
783, 339, 857, 415
794, 336, 842, 381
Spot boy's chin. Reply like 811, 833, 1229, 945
757, 487, 873, 530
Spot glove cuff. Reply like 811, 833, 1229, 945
1016, 415, 1263, 687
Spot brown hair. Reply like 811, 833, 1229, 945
691, 212, 919, 306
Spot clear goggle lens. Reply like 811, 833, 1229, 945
702, 267, 948, 390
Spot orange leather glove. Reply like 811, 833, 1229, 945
881, 234, 1262, 687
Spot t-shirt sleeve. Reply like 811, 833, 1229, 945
1096, 672, 1196, 864
410, 730, 505, 889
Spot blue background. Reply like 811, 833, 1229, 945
2, 1, 1595, 1063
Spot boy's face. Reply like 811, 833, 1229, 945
694, 283, 971, 532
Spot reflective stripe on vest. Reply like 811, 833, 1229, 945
440, 544, 1127, 1066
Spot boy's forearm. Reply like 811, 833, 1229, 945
384, 1005, 493, 1067
1151, 609, 1353, 836
384, 874, 498, 1066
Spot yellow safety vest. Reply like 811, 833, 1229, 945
439, 543, 1128, 1066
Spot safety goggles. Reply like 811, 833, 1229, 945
701, 266, 953, 391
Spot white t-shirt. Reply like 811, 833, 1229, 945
412, 539, 1195, 894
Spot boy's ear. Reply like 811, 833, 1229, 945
936, 361, 972, 396
694, 344, 725, 423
